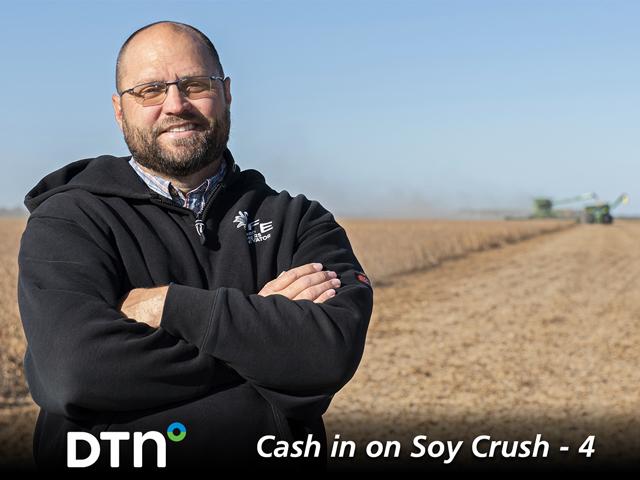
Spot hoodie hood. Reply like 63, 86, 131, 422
24, 149, 246, 213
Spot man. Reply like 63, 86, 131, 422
18, 21, 373, 470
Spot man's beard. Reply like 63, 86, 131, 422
122, 107, 230, 178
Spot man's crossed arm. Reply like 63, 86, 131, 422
120, 263, 341, 329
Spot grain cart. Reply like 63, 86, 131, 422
581, 194, 629, 224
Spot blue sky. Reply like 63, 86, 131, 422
1, 0, 638, 217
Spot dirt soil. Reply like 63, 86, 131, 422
325, 221, 640, 467
2, 219, 639, 469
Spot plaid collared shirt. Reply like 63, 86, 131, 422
129, 157, 226, 215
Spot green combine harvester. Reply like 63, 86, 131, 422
531, 192, 597, 218
581, 193, 629, 224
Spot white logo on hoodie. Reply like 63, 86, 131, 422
233, 211, 273, 244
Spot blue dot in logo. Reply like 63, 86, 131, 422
167, 422, 187, 442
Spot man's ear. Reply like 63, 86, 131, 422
112, 93, 124, 132
223, 77, 232, 106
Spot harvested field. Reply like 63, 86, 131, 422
1, 217, 638, 469
338, 218, 574, 282
326, 219, 640, 468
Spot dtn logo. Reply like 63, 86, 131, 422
67, 422, 187, 468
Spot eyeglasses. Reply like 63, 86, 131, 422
119, 75, 225, 106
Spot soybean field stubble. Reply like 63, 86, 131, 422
1, 217, 638, 466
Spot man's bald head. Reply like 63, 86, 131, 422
115, 21, 224, 93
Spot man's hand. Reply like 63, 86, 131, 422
258, 263, 340, 303
120, 285, 169, 329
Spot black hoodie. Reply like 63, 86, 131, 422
17, 150, 373, 470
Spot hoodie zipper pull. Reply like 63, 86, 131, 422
195, 215, 207, 244
194, 179, 228, 246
